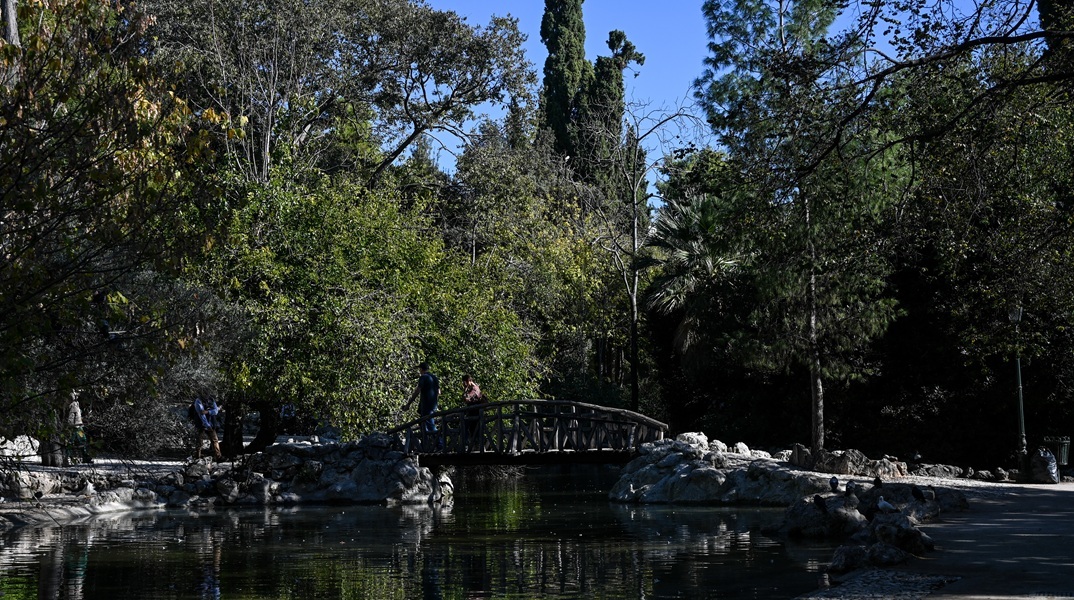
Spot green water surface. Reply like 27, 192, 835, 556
0, 466, 834, 599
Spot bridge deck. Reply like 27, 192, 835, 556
388, 400, 667, 465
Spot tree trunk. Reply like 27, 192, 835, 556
245, 400, 280, 455
628, 172, 642, 411
221, 404, 244, 458
2, 0, 17, 47
805, 195, 825, 453
40, 438, 64, 467
809, 342, 825, 454
630, 284, 640, 412
2, 0, 19, 88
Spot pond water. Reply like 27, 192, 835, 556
0, 466, 835, 599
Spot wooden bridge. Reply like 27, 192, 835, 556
387, 400, 668, 466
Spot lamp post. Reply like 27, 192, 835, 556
1009, 306, 1027, 457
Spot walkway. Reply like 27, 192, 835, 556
806, 481, 1074, 599
909, 481, 1074, 599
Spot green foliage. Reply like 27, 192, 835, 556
450, 119, 605, 399
692, 0, 902, 451
0, 0, 214, 453
696, 0, 840, 147
664, 0, 1074, 462
144, 0, 533, 184
575, 30, 645, 196
537, 1, 660, 409
648, 150, 747, 360
198, 165, 539, 437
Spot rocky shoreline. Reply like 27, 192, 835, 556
1, 430, 1056, 598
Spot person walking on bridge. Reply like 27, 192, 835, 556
404, 362, 440, 436
462, 374, 486, 450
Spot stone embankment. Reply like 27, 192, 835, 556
2, 426, 987, 575
608, 432, 970, 573
0, 433, 449, 530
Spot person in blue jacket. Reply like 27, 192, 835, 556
193, 395, 222, 460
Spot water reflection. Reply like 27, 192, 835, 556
0, 469, 833, 599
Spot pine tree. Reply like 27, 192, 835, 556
695, 0, 898, 453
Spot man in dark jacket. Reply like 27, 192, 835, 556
193, 395, 222, 460
404, 362, 440, 434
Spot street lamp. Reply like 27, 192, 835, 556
1009, 305, 1027, 457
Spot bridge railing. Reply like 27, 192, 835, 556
388, 400, 667, 456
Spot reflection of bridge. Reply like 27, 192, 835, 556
387, 400, 668, 466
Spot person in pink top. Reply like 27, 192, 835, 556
462, 374, 486, 450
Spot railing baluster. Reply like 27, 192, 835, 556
388, 400, 668, 459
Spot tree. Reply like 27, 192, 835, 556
537, 8, 664, 408
196, 165, 542, 449
582, 102, 700, 411
448, 112, 610, 402
0, 0, 209, 460
143, 0, 533, 186
575, 30, 644, 189
857, 46, 1074, 463
647, 149, 745, 363
695, 0, 900, 452
1, 0, 17, 87
539, 0, 591, 158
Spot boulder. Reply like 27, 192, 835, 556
215, 478, 241, 503
828, 544, 868, 573
815, 448, 871, 475
790, 443, 813, 469
780, 494, 868, 539
909, 463, 964, 479
193, 432, 451, 506
676, 432, 708, 448
871, 513, 935, 554
610, 437, 831, 505
867, 542, 911, 567
813, 448, 909, 478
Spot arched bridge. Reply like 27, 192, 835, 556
387, 400, 668, 466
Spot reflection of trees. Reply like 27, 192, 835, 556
0, 499, 828, 598
609, 503, 783, 554
0, 526, 94, 600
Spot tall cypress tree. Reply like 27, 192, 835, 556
539, 0, 590, 157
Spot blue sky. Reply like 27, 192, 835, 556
424, 0, 713, 159
426, 1, 712, 107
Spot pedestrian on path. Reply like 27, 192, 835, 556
193, 394, 222, 460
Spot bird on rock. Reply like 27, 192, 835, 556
911, 484, 926, 503
829, 476, 839, 492
844, 480, 857, 497
844, 487, 860, 510
813, 494, 829, 515
877, 496, 897, 513
77, 480, 96, 497
873, 476, 883, 489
